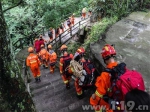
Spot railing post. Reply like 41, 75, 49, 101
54, 37, 57, 51
70, 26, 72, 37
79, 21, 81, 30
42, 26, 45, 36
59, 34, 61, 44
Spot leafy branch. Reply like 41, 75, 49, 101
3, 0, 23, 13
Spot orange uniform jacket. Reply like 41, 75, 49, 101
59, 53, 74, 74
71, 16, 75, 25
39, 48, 49, 61
49, 50, 57, 64
26, 53, 41, 67
90, 62, 118, 111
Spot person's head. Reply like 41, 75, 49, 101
40, 44, 44, 49
39, 34, 43, 39
48, 44, 52, 49
125, 89, 150, 112
74, 47, 85, 62
28, 47, 34, 53
63, 51, 68, 56
101, 44, 116, 65
60, 44, 67, 53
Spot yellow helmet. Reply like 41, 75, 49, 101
48, 44, 52, 49
60, 44, 67, 51
28, 47, 34, 53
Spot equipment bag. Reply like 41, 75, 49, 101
105, 62, 145, 101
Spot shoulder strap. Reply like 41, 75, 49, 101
104, 62, 126, 80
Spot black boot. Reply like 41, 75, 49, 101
66, 83, 70, 89
38, 76, 41, 82
76, 93, 84, 99
35, 78, 38, 83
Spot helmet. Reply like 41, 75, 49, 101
101, 44, 116, 59
60, 44, 67, 51
28, 47, 34, 53
77, 47, 85, 55
48, 44, 52, 49
41, 44, 44, 48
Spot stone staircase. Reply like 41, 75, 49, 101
30, 67, 95, 112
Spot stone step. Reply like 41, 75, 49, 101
30, 69, 61, 90
32, 80, 75, 101
31, 78, 63, 97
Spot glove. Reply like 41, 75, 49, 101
92, 93, 96, 100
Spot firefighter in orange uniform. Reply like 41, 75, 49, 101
71, 14, 75, 26
59, 44, 74, 89
47, 44, 57, 73
38, 44, 49, 68
26, 47, 41, 82
90, 44, 118, 112
74, 47, 96, 99
82, 7, 87, 19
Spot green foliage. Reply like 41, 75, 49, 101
83, 16, 118, 49
89, 0, 145, 20
41, 0, 89, 28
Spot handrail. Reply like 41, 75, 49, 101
48, 17, 90, 52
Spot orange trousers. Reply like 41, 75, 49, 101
41, 59, 48, 67
71, 21, 74, 26
50, 65, 55, 73
90, 95, 113, 112
30, 65, 41, 78
75, 78, 83, 95
82, 13, 86, 19
61, 74, 71, 84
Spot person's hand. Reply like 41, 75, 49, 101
60, 71, 63, 75
92, 93, 96, 100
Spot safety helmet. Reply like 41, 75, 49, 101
48, 44, 52, 49
101, 44, 116, 59
77, 47, 85, 55
28, 47, 34, 53
41, 44, 44, 48
60, 44, 67, 51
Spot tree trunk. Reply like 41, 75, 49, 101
0, 1, 35, 112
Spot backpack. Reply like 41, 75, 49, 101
62, 54, 72, 71
105, 62, 145, 101
48, 30, 52, 37
82, 61, 96, 86
67, 20, 71, 25
83, 60, 95, 75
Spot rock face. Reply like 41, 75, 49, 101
90, 11, 150, 89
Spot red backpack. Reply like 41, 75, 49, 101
105, 62, 145, 101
